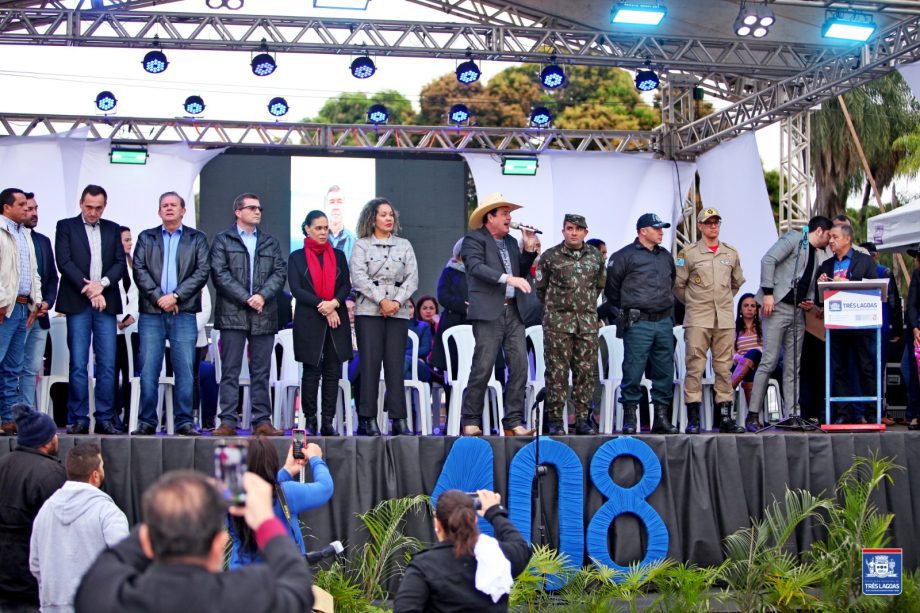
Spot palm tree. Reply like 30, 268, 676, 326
811, 72, 919, 221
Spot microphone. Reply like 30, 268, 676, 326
305, 540, 344, 565
535, 388, 547, 404
510, 221, 543, 235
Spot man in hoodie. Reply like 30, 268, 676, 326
0, 404, 65, 610
30, 443, 128, 612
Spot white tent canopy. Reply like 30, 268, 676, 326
867, 203, 920, 252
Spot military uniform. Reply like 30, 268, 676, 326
535, 215, 606, 433
674, 208, 745, 432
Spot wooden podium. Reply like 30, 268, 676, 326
818, 279, 888, 427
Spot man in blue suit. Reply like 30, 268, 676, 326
54, 185, 126, 435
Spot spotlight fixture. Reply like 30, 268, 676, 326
367, 103, 389, 125
449, 103, 470, 125
540, 62, 566, 89
634, 61, 659, 92
610, 1, 667, 26
350, 55, 376, 79
95, 91, 117, 112
251, 41, 277, 77
456, 54, 481, 85
142, 48, 168, 74
529, 106, 552, 127
183, 95, 206, 115
267, 97, 289, 117
110, 145, 148, 165
735, 1, 774, 38
822, 9, 876, 42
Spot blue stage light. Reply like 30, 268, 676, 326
635, 67, 660, 91
823, 9, 875, 41
184, 95, 206, 115
611, 1, 667, 26
350, 56, 376, 79
367, 103, 389, 124
251, 53, 277, 77
540, 64, 566, 89
95, 91, 117, 112
529, 106, 552, 127
449, 103, 470, 124
456, 59, 481, 85
142, 49, 168, 74
267, 97, 289, 117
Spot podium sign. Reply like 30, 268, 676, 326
822, 288, 882, 329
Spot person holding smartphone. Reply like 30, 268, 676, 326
227, 438, 333, 568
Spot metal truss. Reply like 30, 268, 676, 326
0, 8, 845, 79
0, 0, 178, 9
674, 13, 920, 155
0, 113, 657, 153
778, 111, 813, 232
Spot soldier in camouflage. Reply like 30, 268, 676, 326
535, 214, 606, 435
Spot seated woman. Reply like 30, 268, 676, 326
394, 490, 530, 613
227, 437, 333, 568
732, 293, 765, 430
406, 297, 432, 382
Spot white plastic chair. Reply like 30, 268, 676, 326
128, 352, 176, 435
443, 325, 504, 436
523, 325, 569, 433
736, 377, 784, 424
39, 318, 69, 418
597, 325, 653, 434
376, 330, 432, 435
273, 330, 301, 430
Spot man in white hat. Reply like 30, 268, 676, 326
459, 193, 538, 436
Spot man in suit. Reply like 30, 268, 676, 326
747, 215, 832, 430
459, 193, 538, 436
815, 223, 878, 423
0, 189, 43, 435
18, 192, 58, 410
54, 184, 126, 435
132, 192, 211, 436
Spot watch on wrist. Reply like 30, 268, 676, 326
100, 277, 110, 288
173, 293, 180, 302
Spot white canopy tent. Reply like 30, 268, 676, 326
867, 203, 920, 252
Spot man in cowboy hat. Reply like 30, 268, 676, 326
459, 193, 538, 436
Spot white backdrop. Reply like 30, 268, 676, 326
463, 151, 696, 252
0, 133, 222, 237
899, 60, 920, 101
696, 131, 778, 298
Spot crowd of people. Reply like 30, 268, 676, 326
1, 184, 918, 442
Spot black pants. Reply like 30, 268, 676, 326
113, 333, 138, 426
218, 330, 275, 427
356, 315, 408, 419
302, 330, 342, 422
830, 329, 876, 419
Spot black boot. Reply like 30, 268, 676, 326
717, 402, 744, 433
685, 402, 701, 434
357, 417, 381, 436
621, 403, 638, 434
391, 418, 411, 436
651, 404, 678, 434
575, 418, 598, 435
320, 416, 338, 437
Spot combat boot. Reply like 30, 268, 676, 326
685, 402, 701, 434
621, 403, 638, 434
717, 402, 745, 433
574, 418, 598, 435
651, 404, 678, 434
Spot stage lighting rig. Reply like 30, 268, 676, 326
634, 61, 659, 92
367, 104, 389, 125
529, 107, 552, 127
183, 95, 206, 116
142, 37, 168, 74
734, 1, 774, 38
251, 41, 277, 77
267, 97, 289, 117
540, 59, 566, 89
449, 103, 471, 125
610, 1, 667, 26
350, 55, 376, 79
314, 0, 370, 8
456, 52, 481, 85
823, 9, 875, 42
95, 91, 117, 113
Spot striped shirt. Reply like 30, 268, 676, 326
3, 216, 32, 296
735, 329, 762, 354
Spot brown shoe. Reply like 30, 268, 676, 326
253, 422, 284, 437
462, 425, 483, 436
504, 425, 535, 436
213, 423, 238, 437
0, 421, 17, 435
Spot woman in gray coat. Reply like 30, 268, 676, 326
349, 198, 418, 436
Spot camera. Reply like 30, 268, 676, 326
465, 491, 482, 511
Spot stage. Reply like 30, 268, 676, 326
4, 431, 918, 571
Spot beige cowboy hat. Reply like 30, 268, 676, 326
468, 192, 523, 229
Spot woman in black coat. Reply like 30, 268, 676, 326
288, 210, 353, 436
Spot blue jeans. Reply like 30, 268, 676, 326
0, 302, 29, 422
17, 322, 49, 408
138, 312, 197, 429
66, 306, 116, 426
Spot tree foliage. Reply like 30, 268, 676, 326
310, 89, 416, 125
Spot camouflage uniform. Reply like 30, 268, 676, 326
535, 216, 606, 426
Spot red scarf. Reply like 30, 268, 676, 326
303, 238, 336, 301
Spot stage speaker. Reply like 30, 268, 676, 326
885, 362, 907, 415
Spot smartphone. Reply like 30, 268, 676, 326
292, 429, 307, 460
465, 491, 482, 511
214, 441, 247, 506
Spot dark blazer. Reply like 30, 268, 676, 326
393, 505, 531, 613
54, 215, 126, 315
815, 248, 878, 306
431, 266, 468, 371
133, 225, 211, 314
288, 247, 353, 365
74, 527, 313, 613
29, 231, 58, 330
460, 227, 536, 322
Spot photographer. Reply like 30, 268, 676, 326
394, 489, 530, 612
75, 470, 312, 613
227, 437, 333, 568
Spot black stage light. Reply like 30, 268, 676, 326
268, 97, 289, 117
367, 103, 389, 124
184, 95, 206, 115
95, 91, 117, 112
350, 56, 376, 79
449, 103, 470, 124
529, 106, 552, 127
540, 64, 566, 89
142, 49, 168, 74
456, 59, 481, 85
